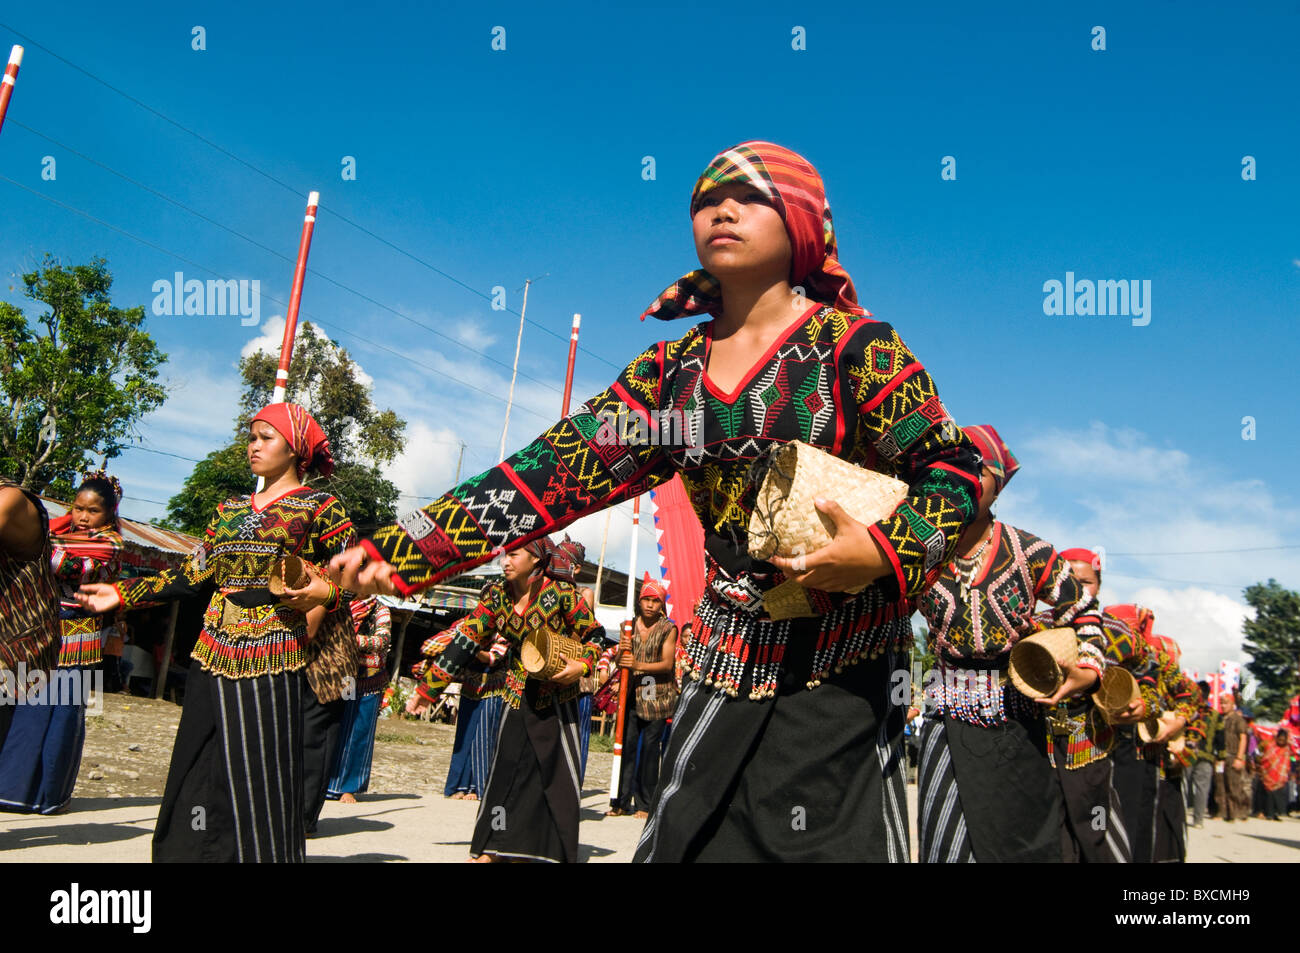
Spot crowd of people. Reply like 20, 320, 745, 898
1, 139, 1296, 862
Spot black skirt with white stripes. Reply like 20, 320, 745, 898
470, 681, 584, 863
917, 710, 1063, 862
634, 632, 911, 863
153, 666, 306, 863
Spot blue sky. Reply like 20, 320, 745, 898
1, 1, 1297, 671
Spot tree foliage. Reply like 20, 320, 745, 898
0, 256, 168, 494
1241, 579, 1300, 719
164, 322, 406, 533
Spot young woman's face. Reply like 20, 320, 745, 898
974, 466, 999, 520
501, 548, 539, 583
1068, 561, 1101, 599
247, 420, 298, 478
692, 181, 792, 282
71, 489, 113, 531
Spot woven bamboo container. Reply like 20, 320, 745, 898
747, 441, 908, 599
521, 630, 585, 681
268, 555, 311, 595
1008, 627, 1077, 699
1092, 666, 1142, 724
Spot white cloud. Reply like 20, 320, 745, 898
242, 314, 374, 389
1129, 586, 1255, 675
995, 421, 1298, 677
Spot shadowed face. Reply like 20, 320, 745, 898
1068, 560, 1101, 599
692, 182, 792, 284
248, 420, 297, 478
70, 489, 112, 531
501, 548, 539, 583
639, 594, 663, 619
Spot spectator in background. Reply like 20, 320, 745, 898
1220, 691, 1251, 822
325, 596, 392, 804
1257, 728, 1290, 821
1185, 681, 1218, 829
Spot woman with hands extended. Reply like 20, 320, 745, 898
332, 141, 982, 862
76, 403, 355, 862
405, 538, 599, 863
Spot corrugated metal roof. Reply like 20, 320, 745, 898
41, 497, 202, 571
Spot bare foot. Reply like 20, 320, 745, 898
605, 808, 626, 817
339, 793, 357, 804
465, 793, 479, 801
634, 810, 649, 818
468, 853, 495, 863
449, 792, 466, 800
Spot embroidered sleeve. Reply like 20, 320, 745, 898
416, 590, 504, 702
846, 322, 982, 598
485, 633, 510, 666
1027, 541, 1105, 672
563, 587, 602, 677
364, 345, 677, 596
356, 603, 392, 653
1098, 611, 1146, 668
306, 495, 358, 612
115, 507, 220, 607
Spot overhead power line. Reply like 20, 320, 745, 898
0, 21, 625, 372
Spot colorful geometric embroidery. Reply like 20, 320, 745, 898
369, 306, 983, 699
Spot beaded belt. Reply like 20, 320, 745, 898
926, 660, 1037, 727
681, 585, 912, 700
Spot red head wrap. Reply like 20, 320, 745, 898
642, 141, 867, 322
963, 425, 1021, 493
639, 571, 667, 602
1151, 634, 1180, 664
250, 403, 335, 479
1060, 548, 1102, 572
1107, 604, 1156, 644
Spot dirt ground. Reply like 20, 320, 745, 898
78, 690, 461, 800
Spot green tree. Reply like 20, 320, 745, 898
164, 322, 406, 532
0, 256, 167, 494
1241, 579, 1300, 719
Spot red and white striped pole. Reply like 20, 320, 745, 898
608, 494, 641, 809
560, 313, 581, 416
256, 190, 319, 492
0, 46, 23, 139
271, 190, 320, 404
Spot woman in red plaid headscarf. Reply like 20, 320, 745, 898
336, 141, 984, 862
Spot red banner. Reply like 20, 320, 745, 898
649, 475, 705, 628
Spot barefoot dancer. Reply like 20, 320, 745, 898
334, 141, 982, 861
76, 403, 355, 862
407, 538, 600, 862
0, 478, 60, 754
0, 472, 123, 815
325, 595, 392, 804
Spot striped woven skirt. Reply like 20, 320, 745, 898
470, 684, 583, 863
1052, 738, 1131, 862
326, 691, 382, 799
918, 709, 1064, 862
152, 666, 305, 863
0, 668, 90, 814
634, 635, 910, 863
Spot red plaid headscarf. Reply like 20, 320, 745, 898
963, 425, 1020, 492
250, 402, 335, 479
642, 141, 867, 321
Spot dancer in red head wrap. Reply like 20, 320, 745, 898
76, 402, 356, 861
